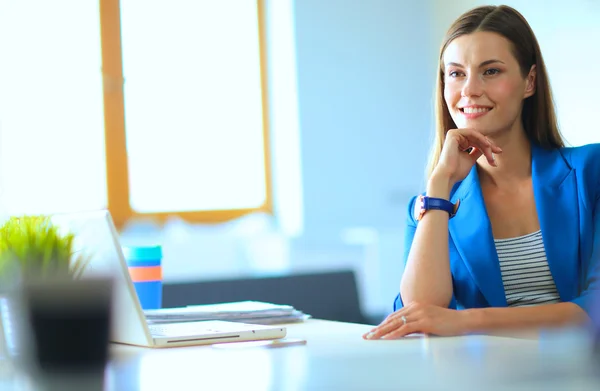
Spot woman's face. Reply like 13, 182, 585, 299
442, 31, 535, 137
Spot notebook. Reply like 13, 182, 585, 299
144, 300, 310, 325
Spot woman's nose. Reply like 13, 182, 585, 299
461, 75, 484, 98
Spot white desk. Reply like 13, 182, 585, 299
1, 319, 599, 390
104, 319, 600, 391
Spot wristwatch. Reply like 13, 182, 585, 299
415, 195, 460, 221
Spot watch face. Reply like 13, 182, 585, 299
452, 199, 461, 217
415, 195, 426, 221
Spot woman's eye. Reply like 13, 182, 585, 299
484, 68, 500, 76
448, 71, 463, 78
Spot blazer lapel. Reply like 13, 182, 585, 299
449, 166, 507, 307
531, 144, 579, 301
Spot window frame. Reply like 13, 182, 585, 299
99, 0, 273, 229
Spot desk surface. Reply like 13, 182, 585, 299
2, 319, 599, 390
105, 319, 599, 391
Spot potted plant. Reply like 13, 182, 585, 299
0, 215, 112, 387
0, 215, 89, 280
0, 215, 91, 367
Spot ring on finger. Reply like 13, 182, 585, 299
401, 315, 407, 326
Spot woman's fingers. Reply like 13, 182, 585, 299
450, 131, 488, 159
491, 144, 503, 153
364, 312, 407, 339
468, 147, 484, 163
365, 312, 397, 334
365, 317, 424, 340
463, 132, 495, 165
449, 128, 502, 166
363, 314, 397, 338
380, 321, 423, 339
363, 321, 395, 339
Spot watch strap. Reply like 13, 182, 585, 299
416, 195, 460, 221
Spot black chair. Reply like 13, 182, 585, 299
162, 269, 367, 324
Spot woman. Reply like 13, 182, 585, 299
364, 5, 600, 339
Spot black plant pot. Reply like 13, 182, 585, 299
21, 277, 114, 391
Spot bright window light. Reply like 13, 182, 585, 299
120, 0, 267, 213
0, 0, 107, 216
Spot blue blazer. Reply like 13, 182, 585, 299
393, 142, 600, 319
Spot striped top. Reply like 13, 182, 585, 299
494, 230, 561, 307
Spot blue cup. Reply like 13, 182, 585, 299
122, 245, 163, 310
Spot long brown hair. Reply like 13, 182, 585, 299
426, 5, 565, 179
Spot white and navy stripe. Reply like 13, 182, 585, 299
494, 230, 561, 307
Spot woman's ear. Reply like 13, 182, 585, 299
524, 64, 537, 98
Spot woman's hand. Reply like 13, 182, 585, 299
434, 128, 503, 185
362, 302, 472, 339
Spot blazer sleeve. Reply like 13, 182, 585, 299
392, 195, 458, 312
569, 185, 600, 320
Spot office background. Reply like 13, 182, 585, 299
0, 0, 598, 322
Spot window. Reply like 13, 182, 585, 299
0, 0, 271, 228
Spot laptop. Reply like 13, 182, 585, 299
50, 210, 287, 348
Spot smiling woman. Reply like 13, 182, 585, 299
365, 4, 600, 340
442, 35, 536, 145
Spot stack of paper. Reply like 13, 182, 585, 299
144, 301, 310, 325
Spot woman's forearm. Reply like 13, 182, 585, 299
400, 174, 455, 307
463, 302, 589, 333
